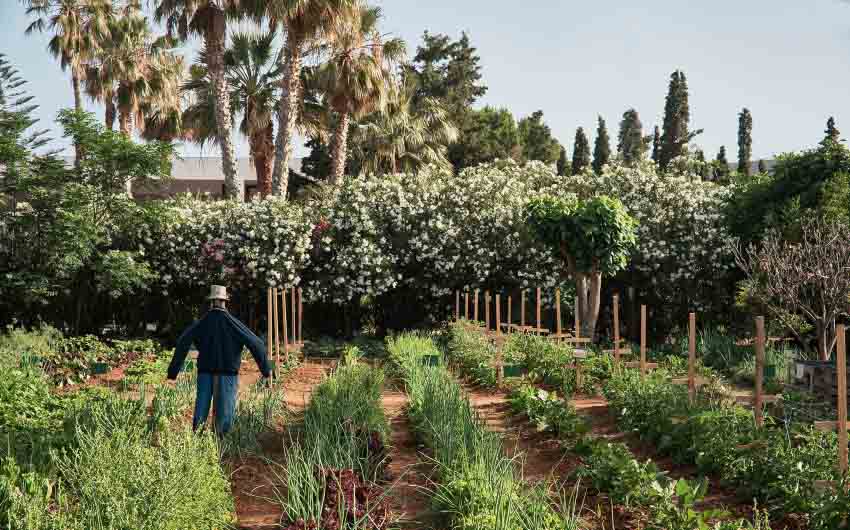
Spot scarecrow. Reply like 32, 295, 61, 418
167, 285, 271, 434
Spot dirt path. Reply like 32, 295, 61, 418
380, 385, 434, 528
233, 359, 333, 530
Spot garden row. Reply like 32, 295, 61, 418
444, 322, 849, 528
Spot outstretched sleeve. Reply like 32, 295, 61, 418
227, 314, 271, 378
167, 321, 198, 380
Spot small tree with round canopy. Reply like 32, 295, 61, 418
525, 195, 637, 340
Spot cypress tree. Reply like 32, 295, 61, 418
714, 145, 730, 182
825, 117, 841, 143
651, 125, 661, 163
592, 116, 611, 173
618, 108, 647, 165
737, 108, 753, 177
757, 159, 767, 173
556, 145, 569, 176
571, 127, 591, 175
695, 148, 709, 180
659, 70, 702, 169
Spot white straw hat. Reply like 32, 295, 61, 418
207, 285, 229, 301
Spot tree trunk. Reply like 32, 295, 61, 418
118, 104, 134, 198
330, 111, 351, 184
251, 124, 272, 199
271, 33, 304, 198
105, 99, 116, 131
205, 10, 242, 201
816, 320, 832, 361
575, 271, 602, 341
71, 73, 83, 168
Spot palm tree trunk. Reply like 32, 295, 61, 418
205, 10, 242, 201
105, 99, 116, 131
72, 72, 82, 111
330, 111, 350, 184
118, 107, 132, 136
271, 33, 304, 197
251, 125, 272, 199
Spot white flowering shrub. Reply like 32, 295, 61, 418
563, 159, 737, 328
138, 196, 313, 297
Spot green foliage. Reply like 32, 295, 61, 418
659, 70, 702, 169
714, 145, 730, 182
517, 110, 561, 165
649, 479, 730, 530
575, 440, 665, 506
556, 145, 569, 176
738, 108, 753, 177
446, 321, 498, 387
525, 195, 638, 275
507, 385, 585, 440
592, 116, 611, 173
617, 108, 649, 165
571, 127, 591, 175
449, 106, 521, 170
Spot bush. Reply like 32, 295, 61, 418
446, 321, 498, 387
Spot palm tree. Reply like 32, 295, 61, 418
350, 78, 457, 175
154, 0, 243, 200
183, 31, 282, 197
315, 5, 404, 183
245, 0, 359, 197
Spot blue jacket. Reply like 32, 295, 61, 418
167, 308, 271, 380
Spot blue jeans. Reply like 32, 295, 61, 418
193, 373, 238, 434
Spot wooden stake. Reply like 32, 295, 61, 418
485, 291, 491, 331
272, 288, 280, 364
495, 294, 501, 336
555, 288, 562, 337
455, 291, 460, 321
474, 289, 479, 322
640, 305, 647, 376
754, 316, 765, 428
613, 294, 620, 361
281, 289, 289, 365
289, 287, 298, 348
688, 312, 696, 404
521, 290, 526, 328
507, 296, 512, 333
465, 291, 469, 320
575, 296, 581, 339
838, 324, 847, 474
298, 287, 303, 345
536, 287, 541, 331
266, 288, 273, 357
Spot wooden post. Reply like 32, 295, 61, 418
628, 286, 637, 341
266, 288, 273, 357
281, 289, 289, 366
298, 287, 303, 345
496, 294, 503, 384
754, 316, 765, 428
465, 291, 469, 320
455, 291, 460, 321
290, 287, 297, 348
555, 288, 562, 337
688, 312, 696, 404
521, 290, 526, 328
838, 324, 847, 474
507, 296, 512, 333
536, 287, 541, 332
485, 290, 491, 331
640, 305, 647, 376
575, 296, 581, 339
272, 288, 280, 365
613, 294, 620, 361
474, 289, 479, 322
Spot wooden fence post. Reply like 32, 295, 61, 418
755, 316, 765, 428
688, 312, 696, 404
521, 290, 526, 328
474, 289, 479, 322
272, 288, 280, 366
266, 288, 273, 359
465, 291, 469, 320
838, 324, 847, 474
640, 305, 647, 376
291, 287, 297, 348
575, 296, 581, 340
536, 287, 542, 332
555, 288, 562, 337
613, 294, 620, 362
507, 296, 512, 333
485, 291, 491, 331
281, 289, 289, 366
298, 287, 303, 345
455, 291, 460, 321
496, 294, 503, 383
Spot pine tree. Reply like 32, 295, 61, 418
737, 108, 753, 177
556, 145, 569, 176
592, 116, 611, 173
825, 117, 841, 143
714, 145, 730, 182
517, 110, 561, 164
695, 148, 709, 180
301, 136, 332, 180
571, 127, 591, 175
651, 125, 661, 163
659, 70, 702, 169
617, 109, 647, 165
757, 159, 767, 173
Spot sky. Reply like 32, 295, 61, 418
1, 0, 849, 161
